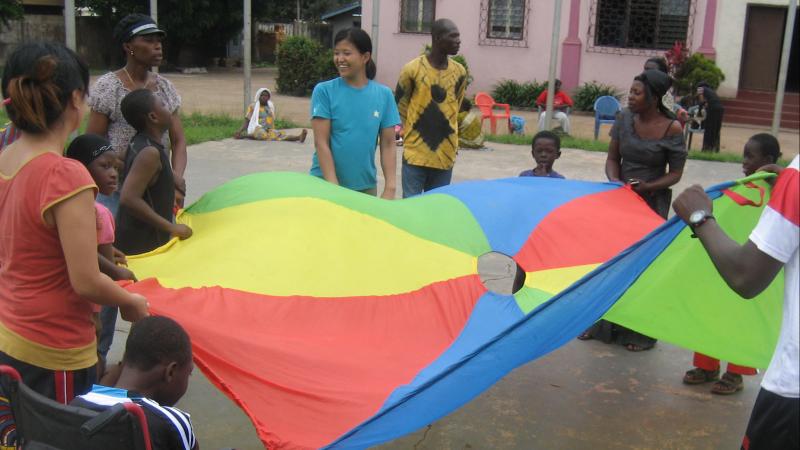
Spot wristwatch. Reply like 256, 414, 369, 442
688, 210, 714, 230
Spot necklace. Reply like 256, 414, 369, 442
122, 67, 151, 90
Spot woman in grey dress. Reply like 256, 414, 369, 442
580, 69, 686, 351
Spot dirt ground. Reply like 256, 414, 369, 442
116, 67, 800, 159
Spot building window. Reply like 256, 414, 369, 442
400, 0, 436, 34
595, 0, 691, 50
487, 0, 526, 40
479, 0, 530, 47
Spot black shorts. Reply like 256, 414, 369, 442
742, 388, 800, 450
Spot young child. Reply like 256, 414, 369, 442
65, 134, 137, 372
682, 132, 782, 395
71, 316, 198, 450
519, 130, 565, 179
116, 89, 192, 255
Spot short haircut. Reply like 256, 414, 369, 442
748, 133, 781, 162
532, 130, 561, 151
431, 18, 456, 40
121, 89, 156, 133
123, 316, 192, 371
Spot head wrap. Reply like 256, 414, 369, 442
635, 69, 675, 118
247, 88, 276, 136
65, 134, 114, 167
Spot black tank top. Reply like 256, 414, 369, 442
115, 133, 174, 255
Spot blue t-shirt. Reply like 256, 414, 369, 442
519, 169, 565, 179
310, 78, 401, 190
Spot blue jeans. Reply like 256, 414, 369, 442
401, 160, 453, 198
97, 306, 118, 359
96, 190, 120, 217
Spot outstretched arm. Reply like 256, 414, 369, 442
672, 185, 784, 298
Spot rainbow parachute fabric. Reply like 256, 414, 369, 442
127, 173, 781, 449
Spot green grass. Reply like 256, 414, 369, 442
1, 108, 301, 146
486, 133, 754, 164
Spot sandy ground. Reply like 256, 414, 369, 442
108, 67, 800, 159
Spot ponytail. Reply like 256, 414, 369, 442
2, 42, 89, 134
334, 28, 378, 80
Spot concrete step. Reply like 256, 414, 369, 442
724, 105, 800, 120
736, 89, 800, 103
723, 99, 800, 114
724, 112, 800, 129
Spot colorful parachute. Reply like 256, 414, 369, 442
126, 173, 780, 449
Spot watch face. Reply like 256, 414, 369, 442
690, 210, 706, 224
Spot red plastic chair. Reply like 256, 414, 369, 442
474, 92, 511, 134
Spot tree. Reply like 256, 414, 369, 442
262, 0, 353, 22
0, 0, 23, 27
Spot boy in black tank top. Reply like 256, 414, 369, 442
116, 89, 192, 255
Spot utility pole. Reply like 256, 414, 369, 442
64, 0, 76, 51
772, 0, 797, 135
243, 0, 252, 113
150, 0, 158, 74
371, 0, 380, 64
544, 0, 562, 131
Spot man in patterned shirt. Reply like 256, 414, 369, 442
395, 18, 467, 198
673, 156, 799, 450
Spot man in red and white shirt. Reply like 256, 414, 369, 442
673, 155, 799, 450
536, 79, 574, 134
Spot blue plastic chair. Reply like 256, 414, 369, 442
593, 96, 622, 140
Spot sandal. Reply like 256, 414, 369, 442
683, 367, 720, 385
625, 343, 652, 352
711, 372, 743, 395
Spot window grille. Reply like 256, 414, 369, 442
400, 0, 436, 34
488, 0, 526, 40
479, 0, 530, 47
594, 0, 691, 50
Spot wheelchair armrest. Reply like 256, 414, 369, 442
81, 403, 128, 437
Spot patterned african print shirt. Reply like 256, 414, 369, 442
396, 55, 467, 170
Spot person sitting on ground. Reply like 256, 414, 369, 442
65, 134, 138, 376
116, 89, 192, 255
672, 153, 798, 450
72, 316, 198, 450
519, 130, 565, 179
457, 98, 485, 149
536, 79, 573, 134
682, 133, 782, 396
234, 88, 307, 142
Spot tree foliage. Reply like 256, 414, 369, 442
0, 0, 24, 27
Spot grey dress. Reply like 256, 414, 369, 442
582, 109, 686, 349
611, 109, 686, 218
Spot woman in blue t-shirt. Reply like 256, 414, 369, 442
309, 28, 400, 198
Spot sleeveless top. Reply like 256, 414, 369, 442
115, 133, 174, 255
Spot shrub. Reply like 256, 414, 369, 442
673, 53, 725, 96
572, 81, 622, 111
491, 79, 545, 108
277, 36, 334, 96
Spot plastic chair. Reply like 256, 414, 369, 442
475, 92, 511, 134
593, 96, 622, 140
0, 365, 152, 450
684, 105, 705, 150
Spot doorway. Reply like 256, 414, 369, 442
740, 5, 799, 92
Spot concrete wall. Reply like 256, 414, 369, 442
0, 14, 64, 65
716, 0, 791, 97
362, 0, 711, 96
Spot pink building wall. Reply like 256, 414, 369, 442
362, 0, 712, 97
